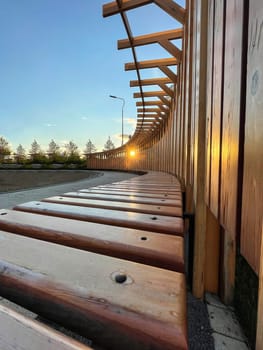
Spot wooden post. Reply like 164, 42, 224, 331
256, 224, 263, 350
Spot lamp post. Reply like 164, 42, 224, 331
109, 95, 125, 146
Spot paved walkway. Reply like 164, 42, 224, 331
0, 170, 137, 209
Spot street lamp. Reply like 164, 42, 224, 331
109, 95, 125, 146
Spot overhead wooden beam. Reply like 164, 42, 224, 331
118, 29, 183, 49
159, 40, 182, 60
131, 77, 173, 87
154, 0, 186, 24
125, 58, 178, 71
103, 0, 153, 18
133, 91, 168, 98
159, 66, 177, 82
136, 100, 166, 106
137, 108, 163, 113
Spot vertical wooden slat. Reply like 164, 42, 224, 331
209, 0, 225, 218
205, 0, 215, 206
220, 0, 246, 304
205, 207, 220, 293
241, 0, 263, 274
192, 0, 208, 299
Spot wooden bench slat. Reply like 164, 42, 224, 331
63, 191, 182, 208
13, 201, 184, 236
80, 188, 182, 200
0, 230, 188, 350
0, 209, 184, 272
42, 195, 183, 217
89, 185, 182, 194
0, 304, 91, 350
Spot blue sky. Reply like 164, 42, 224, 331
0, 0, 183, 154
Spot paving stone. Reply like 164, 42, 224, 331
207, 304, 246, 342
213, 332, 250, 350
205, 293, 229, 310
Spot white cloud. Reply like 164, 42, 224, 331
44, 123, 56, 127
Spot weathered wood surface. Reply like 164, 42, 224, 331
256, 224, 263, 350
14, 201, 184, 236
241, 0, 263, 274
0, 209, 184, 272
42, 195, 183, 217
0, 304, 91, 350
0, 230, 188, 350
63, 191, 182, 208
91, 185, 181, 194
83, 188, 182, 199
209, 0, 224, 218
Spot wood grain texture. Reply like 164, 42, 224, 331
241, 0, 263, 274
42, 196, 183, 217
63, 191, 182, 208
220, 0, 244, 237
0, 209, 184, 272
14, 201, 184, 236
205, 0, 215, 206
0, 230, 188, 350
0, 304, 91, 350
209, 0, 224, 218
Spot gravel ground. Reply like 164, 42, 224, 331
0, 169, 214, 349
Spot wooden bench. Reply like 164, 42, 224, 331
0, 171, 188, 349
13, 201, 184, 235
0, 304, 92, 350
0, 209, 184, 272
0, 230, 188, 350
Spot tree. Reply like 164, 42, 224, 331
84, 139, 97, 155
0, 136, 11, 162
47, 139, 60, 162
29, 140, 46, 163
103, 136, 115, 151
65, 140, 81, 164
15, 144, 26, 163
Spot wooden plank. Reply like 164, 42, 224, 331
90, 185, 181, 194
118, 29, 183, 49
14, 201, 184, 236
42, 196, 183, 217
241, 0, 263, 274
79, 188, 181, 200
0, 230, 188, 350
256, 224, 263, 350
220, 0, 245, 304
0, 304, 91, 350
205, 0, 215, 206
0, 209, 184, 272
209, 0, 225, 218
205, 207, 220, 293
63, 191, 182, 208
125, 58, 178, 71
192, 0, 208, 299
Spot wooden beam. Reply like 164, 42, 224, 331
125, 58, 178, 71
159, 66, 178, 82
137, 108, 162, 113
159, 39, 182, 60
130, 77, 172, 87
118, 29, 183, 49
103, 0, 153, 18
133, 91, 168, 98
154, 0, 186, 24
136, 100, 166, 106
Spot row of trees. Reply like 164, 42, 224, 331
0, 136, 116, 164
